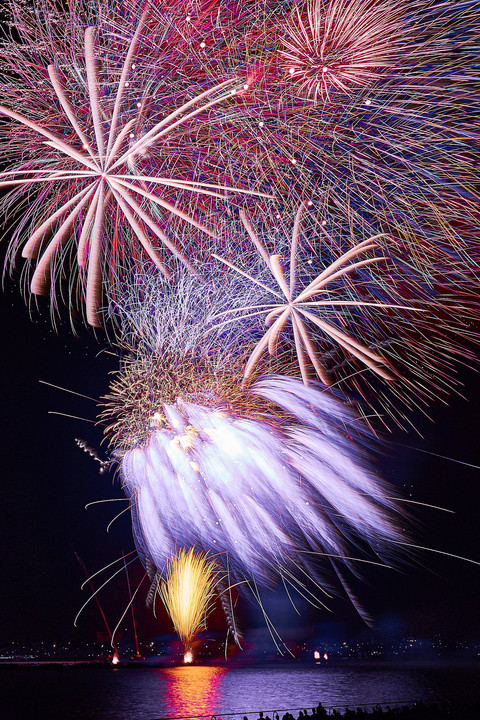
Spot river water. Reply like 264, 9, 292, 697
1, 663, 479, 720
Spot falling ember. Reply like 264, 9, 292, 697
119, 375, 403, 625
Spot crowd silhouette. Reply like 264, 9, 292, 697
243, 700, 480, 720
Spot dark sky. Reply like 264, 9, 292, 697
1, 278, 479, 647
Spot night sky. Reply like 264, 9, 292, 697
1, 277, 479, 647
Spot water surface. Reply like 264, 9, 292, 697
2, 663, 479, 720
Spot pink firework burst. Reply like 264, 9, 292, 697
0, 0, 271, 326
1, 0, 478, 330
213, 203, 403, 385
209, 202, 478, 431
280, 0, 404, 101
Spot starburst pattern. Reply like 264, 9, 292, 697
280, 0, 401, 101
0, 1, 271, 325
213, 203, 407, 386
272, 0, 480, 286
280, 0, 404, 101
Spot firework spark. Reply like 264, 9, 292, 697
280, 0, 404, 101
119, 374, 402, 618
0, 0, 271, 325
159, 548, 218, 660
213, 203, 403, 386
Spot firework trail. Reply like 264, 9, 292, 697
113, 371, 403, 621
0, 0, 273, 325
0, 0, 478, 327
0, 0, 479, 643
158, 548, 218, 662
279, 0, 406, 101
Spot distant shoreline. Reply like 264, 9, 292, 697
1, 658, 480, 670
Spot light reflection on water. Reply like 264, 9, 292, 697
159, 665, 480, 716
2, 664, 480, 720
161, 666, 228, 717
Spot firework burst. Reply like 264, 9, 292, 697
213, 203, 401, 386
208, 204, 478, 431
1, 0, 478, 332
271, 0, 480, 281
280, 0, 404, 101
101, 271, 292, 447
117, 373, 403, 620
0, 0, 272, 325
159, 548, 218, 661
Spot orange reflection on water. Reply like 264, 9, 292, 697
163, 665, 228, 717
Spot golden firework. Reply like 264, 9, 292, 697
159, 548, 218, 660
100, 347, 295, 450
